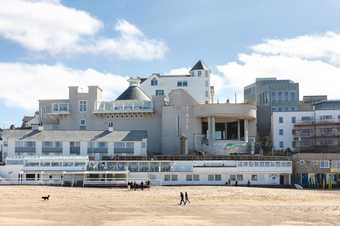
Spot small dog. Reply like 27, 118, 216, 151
42, 195, 50, 200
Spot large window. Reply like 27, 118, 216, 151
291, 117, 296, 123
279, 117, 284, 123
151, 78, 158, 86
279, 141, 284, 148
155, 90, 164, 96
279, 129, 284, 136
79, 100, 87, 112
177, 81, 188, 87
114, 142, 134, 154
320, 160, 330, 169
70, 141, 80, 155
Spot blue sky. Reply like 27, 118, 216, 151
1, 0, 340, 127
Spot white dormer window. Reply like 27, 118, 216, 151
177, 81, 188, 87
197, 71, 202, 77
151, 78, 158, 86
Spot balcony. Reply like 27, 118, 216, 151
295, 119, 340, 126
42, 147, 63, 154
94, 100, 153, 114
87, 148, 108, 154
47, 103, 70, 115
15, 147, 36, 154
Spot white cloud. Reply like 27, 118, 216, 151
0, 0, 168, 60
85, 20, 168, 60
252, 32, 340, 65
0, 0, 102, 54
167, 67, 190, 75
0, 63, 128, 111
217, 35, 340, 101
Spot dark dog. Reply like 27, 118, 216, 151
42, 195, 50, 200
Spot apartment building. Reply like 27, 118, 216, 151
244, 78, 299, 138
272, 100, 340, 152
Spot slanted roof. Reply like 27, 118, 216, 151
116, 85, 151, 101
1, 129, 147, 142
190, 60, 208, 71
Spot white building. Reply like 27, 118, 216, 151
140, 60, 212, 104
0, 156, 292, 186
272, 108, 340, 151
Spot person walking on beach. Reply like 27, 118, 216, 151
179, 192, 185, 206
184, 192, 190, 205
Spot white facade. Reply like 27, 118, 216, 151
272, 109, 340, 151
1, 130, 148, 160
0, 156, 292, 186
140, 61, 211, 104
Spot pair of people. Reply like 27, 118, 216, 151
179, 192, 190, 205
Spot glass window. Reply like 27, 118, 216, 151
80, 100, 87, 112
236, 175, 243, 181
164, 175, 170, 181
279, 141, 284, 148
279, 129, 284, 136
155, 90, 164, 96
193, 174, 200, 181
183, 81, 188, 87
151, 78, 158, 86
53, 103, 59, 112
291, 117, 296, 123
171, 175, 178, 181
215, 174, 222, 181
186, 175, 193, 181
279, 117, 284, 123
177, 81, 182, 87
80, 119, 86, 126
251, 175, 257, 181
230, 175, 236, 181
59, 103, 68, 111
208, 175, 214, 181
320, 160, 330, 169
197, 71, 202, 76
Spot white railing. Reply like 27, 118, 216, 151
94, 101, 153, 113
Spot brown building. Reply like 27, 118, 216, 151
292, 153, 340, 188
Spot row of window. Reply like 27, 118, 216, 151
272, 107, 296, 112
151, 79, 190, 87
237, 161, 291, 167
14, 141, 142, 154
25, 161, 86, 167
278, 115, 340, 124
164, 174, 261, 182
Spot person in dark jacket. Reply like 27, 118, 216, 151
184, 192, 190, 204
179, 192, 185, 205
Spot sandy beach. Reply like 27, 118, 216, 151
0, 186, 339, 226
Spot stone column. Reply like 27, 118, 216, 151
237, 120, 241, 141
211, 116, 215, 148
63, 141, 70, 156
80, 141, 88, 156
244, 119, 249, 142
36, 141, 42, 156
108, 142, 114, 156
207, 116, 212, 144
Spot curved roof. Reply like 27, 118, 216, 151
116, 85, 151, 101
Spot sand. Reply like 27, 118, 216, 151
0, 186, 339, 226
